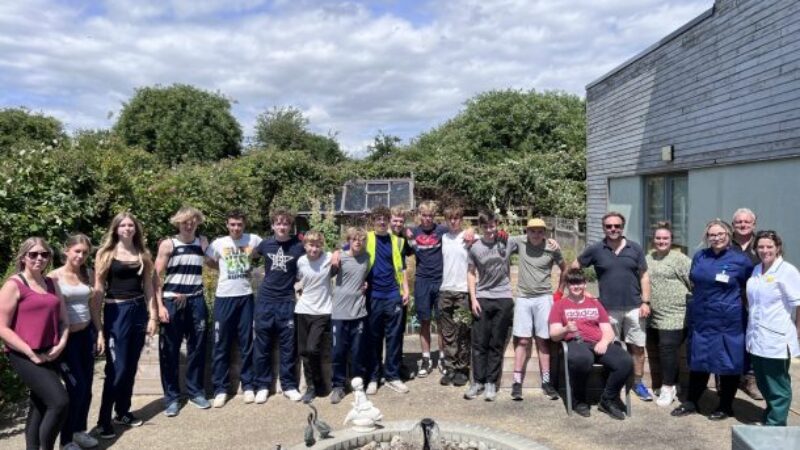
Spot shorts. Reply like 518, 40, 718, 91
512, 295, 553, 339
414, 278, 441, 321
608, 308, 646, 347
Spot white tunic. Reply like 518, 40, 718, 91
745, 257, 800, 359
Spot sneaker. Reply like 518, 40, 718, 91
484, 383, 497, 401
656, 385, 677, 407
164, 401, 180, 417
213, 393, 227, 408
330, 387, 346, 404
255, 389, 269, 404
671, 401, 697, 417
542, 382, 559, 400
113, 413, 143, 427
599, 395, 626, 420
386, 379, 410, 394
72, 431, 98, 448
464, 382, 484, 400
633, 381, 653, 401
92, 424, 116, 440
189, 395, 211, 409
284, 388, 303, 402
243, 390, 255, 404
438, 357, 447, 374
302, 387, 316, 404
452, 371, 469, 387
573, 402, 591, 417
440, 372, 454, 386
511, 382, 523, 401
63, 442, 82, 450
418, 357, 432, 378
366, 381, 378, 395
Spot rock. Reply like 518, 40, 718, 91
478, 443, 489, 450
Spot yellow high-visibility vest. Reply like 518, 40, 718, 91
366, 231, 406, 296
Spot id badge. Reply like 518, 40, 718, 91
715, 272, 730, 283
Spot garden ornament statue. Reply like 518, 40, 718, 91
304, 413, 316, 447
343, 377, 383, 432
309, 404, 332, 439
411, 418, 441, 450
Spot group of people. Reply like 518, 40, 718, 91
1, 203, 797, 450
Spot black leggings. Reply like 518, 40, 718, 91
646, 328, 685, 387
8, 351, 69, 450
688, 371, 739, 414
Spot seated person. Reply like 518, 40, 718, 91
548, 268, 633, 420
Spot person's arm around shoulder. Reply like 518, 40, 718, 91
154, 239, 173, 324
0, 279, 43, 363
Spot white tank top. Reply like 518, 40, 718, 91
58, 277, 92, 325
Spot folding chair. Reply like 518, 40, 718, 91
559, 340, 632, 416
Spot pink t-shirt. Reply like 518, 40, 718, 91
548, 294, 609, 344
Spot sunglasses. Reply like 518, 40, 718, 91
604, 224, 623, 230
26, 251, 51, 260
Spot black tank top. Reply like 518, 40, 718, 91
106, 259, 144, 299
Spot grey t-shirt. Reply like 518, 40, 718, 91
468, 238, 513, 299
509, 236, 563, 297
332, 252, 370, 320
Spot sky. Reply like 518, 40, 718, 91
0, 0, 712, 156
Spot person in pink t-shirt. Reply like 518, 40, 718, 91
549, 268, 632, 420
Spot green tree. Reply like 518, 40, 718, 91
0, 108, 67, 155
253, 106, 346, 164
114, 84, 242, 164
366, 131, 402, 161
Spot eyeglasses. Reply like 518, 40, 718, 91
26, 251, 51, 260
604, 224, 623, 230
707, 232, 727, 240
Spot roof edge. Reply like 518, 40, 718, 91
586, 6, 715, 90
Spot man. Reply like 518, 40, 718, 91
508, 218, 566, 401
731, 207, 763, 401
437, 205, 472, 387
154, 207, 211, 416
571, 212, 652, 401
464, 211, 514, 402
252, 209, 305, 403
205, 210, 262, 408
365, 205, 411, 394
406, 201, 448, 377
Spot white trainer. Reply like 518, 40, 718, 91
366, 381, 378, 395
243, 390, 255, 404
656, 385, 676, 407
283, 389, 303, 402
255, 389, 269, 404
72, 431, 98, 448
62, 443, 82, 450
213, 393, 227, 408
386, 379, 410, 394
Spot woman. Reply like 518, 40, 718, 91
93, 212, 158, 439
49, 234, 101, 449
645, 222, 692, 407
0, 237, 70, 450
745, 230, 800, 426
672, 219, 754, 420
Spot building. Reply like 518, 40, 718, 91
585, 0, 800, 254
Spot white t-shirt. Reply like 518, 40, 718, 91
206, 233, 262, 297
440, 231, 469, 292
295, 252, 333, 315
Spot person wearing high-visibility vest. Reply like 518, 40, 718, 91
364, 205, 410, 395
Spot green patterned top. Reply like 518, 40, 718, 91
646, 249, 692, 330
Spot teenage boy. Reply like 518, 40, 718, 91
390, 207, 417, 380
154, 207, 211, 416
438, 206, 472, 387
406, 201, 448, 377
464, 211, 514, 402
365, 205, 410, 394
508, 218, 566, 401
294, 231, 333, 404
549, 268, 632, 420
205, 210, 262, 408
252, 209, 305, 403
330, 227, 371, 404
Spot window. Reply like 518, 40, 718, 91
340, 179, 414, 213
644, 173, 688, 253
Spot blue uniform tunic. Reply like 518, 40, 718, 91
687, 247, 754, 375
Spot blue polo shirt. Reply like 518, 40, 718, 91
578, 238, 648, 310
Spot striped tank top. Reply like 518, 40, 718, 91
163, 237, 204, 297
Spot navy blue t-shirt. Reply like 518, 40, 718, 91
578, 238, 647, 310
369, 234, 405, 300
256, 236, 305, 303
410, 224, 448, 281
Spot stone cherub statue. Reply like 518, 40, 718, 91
343, 377, 383, 432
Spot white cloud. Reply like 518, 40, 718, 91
0, 0, 712, 155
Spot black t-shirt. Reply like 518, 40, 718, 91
578, 238, 647, 310
410, 224, 448, 281
256, 236, 305, 303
